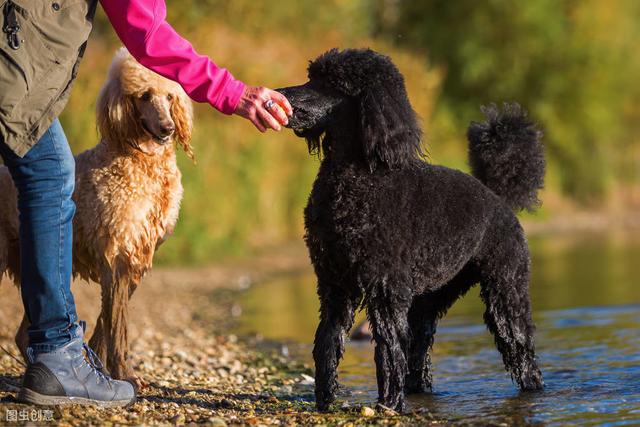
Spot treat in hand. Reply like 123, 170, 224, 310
272, 102, 287, 126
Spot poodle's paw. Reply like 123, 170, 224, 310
315, 402, 331, 412
404, 375, 432, 395
315, 390, 337, 412
518, 367, 544, 391
378, 394, 406, 413
127, 374, 148, 393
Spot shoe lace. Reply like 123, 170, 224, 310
82, 342, 112, 386
78, 321, 112, 387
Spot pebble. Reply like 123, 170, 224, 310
208, 417, 228, 426
376, 403, 398, 416
361, 406, 376, 417
299, 373, 315, 385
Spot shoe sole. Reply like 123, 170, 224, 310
17, 388, 135, 408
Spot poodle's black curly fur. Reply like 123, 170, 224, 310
279, 48, 545, 412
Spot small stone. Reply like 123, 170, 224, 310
169, 414, 185, 425
360, 406, 375, 417
208, 417, 228, 426
299, 374, 315, 385
376, 403, 398, 416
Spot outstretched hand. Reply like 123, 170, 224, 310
234, 86, 293, 132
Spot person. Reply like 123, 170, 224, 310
0, 0, 292, 407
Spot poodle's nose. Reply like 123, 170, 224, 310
159, 123, 175, 136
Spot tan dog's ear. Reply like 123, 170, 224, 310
96, 77, 143, 149
171, 91, 195, 162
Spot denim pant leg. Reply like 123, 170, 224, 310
0, 119, 80, 352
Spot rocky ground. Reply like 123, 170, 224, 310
0, 246, 442, 426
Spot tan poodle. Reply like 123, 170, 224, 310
0, 48, 194, 384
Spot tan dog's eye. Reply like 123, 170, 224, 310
140, 91, 152, 102
167, 94, 174, 101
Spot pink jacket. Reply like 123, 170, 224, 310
100, 0, 246, 115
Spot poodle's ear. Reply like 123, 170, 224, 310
171, 91, 195, 162
359, 83, 423, 171
96, 77, 142, 149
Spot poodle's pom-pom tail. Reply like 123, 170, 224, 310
467, 103, 545, 212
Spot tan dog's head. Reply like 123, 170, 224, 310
96, 48, 194, 160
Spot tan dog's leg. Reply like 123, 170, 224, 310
15, 313, 29, 362
99, 268, 141, 387
89, 311, 107, 363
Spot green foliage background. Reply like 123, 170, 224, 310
59, 0, 640, 265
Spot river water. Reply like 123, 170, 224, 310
237, 231, 640, 425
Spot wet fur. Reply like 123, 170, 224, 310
0, 48, 194, 382
280, 48, 545, 412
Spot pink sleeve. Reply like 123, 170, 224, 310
100, 0, 246, 115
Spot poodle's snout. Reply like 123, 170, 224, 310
159, 122, 175, 137
275, 86, 304, 128
276, 82, 345, 133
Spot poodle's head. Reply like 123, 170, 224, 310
279, 48, 423, 170
96, 48, 194, 160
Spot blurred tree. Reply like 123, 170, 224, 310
59, 0, 439, 264
377, 0, 640, 202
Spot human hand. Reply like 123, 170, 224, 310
234, 86, 293, 132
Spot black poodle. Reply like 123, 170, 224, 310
278, 48, 545, 412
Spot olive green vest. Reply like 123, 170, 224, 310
0, 0, 97, 157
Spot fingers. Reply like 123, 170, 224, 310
252, 114, 267, 133
266, 100, 290, 127
268, 90, 293, 117
257, 106, 282, 131
234, 85, 293, 133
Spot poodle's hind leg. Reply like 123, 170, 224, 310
405, 265, 478, 394
367, 282, 412, 412
479, 239, 543, 391
313, 282, 360, 411
405, 294, 437, 394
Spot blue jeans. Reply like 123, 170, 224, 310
0, 119, 80, 352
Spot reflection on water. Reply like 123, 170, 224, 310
237, 231, 640, 424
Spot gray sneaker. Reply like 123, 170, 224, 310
17, 322, 136, 408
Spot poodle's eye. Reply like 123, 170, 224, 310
140, 91, 152, 102
167, 94, 174, 101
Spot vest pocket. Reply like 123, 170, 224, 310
0, 48, 29, 116
0, 1, 56, 117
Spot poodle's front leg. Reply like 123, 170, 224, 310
97, 267, 136, 383
368, 289, 411, 412
406, 267, 478, 394
313, 284, 359, 411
